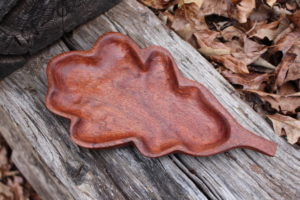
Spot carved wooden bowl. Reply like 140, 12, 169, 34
46, 32, 277, 157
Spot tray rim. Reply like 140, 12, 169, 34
46, 32, 277, 157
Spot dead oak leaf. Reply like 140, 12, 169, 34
199, 0, 231, 17
248, 3, 274, 22
290, 10, 300, 29
231, 35, 267, 64
286, 60, 300, 82
268, 114, 300, 144
172, 21, 195, 40
222, 70, 270, 90
7, 177, 24, 200
0, 148, 8, 170
138, 0, 173, 9
248, 17, 290, 41
286, 2, 298, 11
194, 30, 231, 56
214, 55, 250, 73
178, 0, 232, 18
221, 26, 268, 65
275, 53, 296, 88
0, 147, 10, 179
170, 3, 207, 40
193, 30, 249, 73
274, 36, 300, 88
285, 37, 300, 81
178, 0, 203, 8
252, 57, 276, 70
0, 182, 13, 200
279, 82, 298, 95
230, 0, 256, 23
265, 0, 276, 7
272, 32, 300, 55
220, 26, 244, 48
194, 27, 266, 74
245, 90, 300, 114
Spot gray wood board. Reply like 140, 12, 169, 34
0, 109, 74, 200
0, 0, 299, 199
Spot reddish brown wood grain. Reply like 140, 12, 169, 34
46, 32, 277, 157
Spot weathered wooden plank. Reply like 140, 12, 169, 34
64, 0, 300, 199
0, 42, 208, 199
0, 109, 74, 200
0, 0, 299, 199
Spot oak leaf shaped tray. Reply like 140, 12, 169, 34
46, 32, 277, 157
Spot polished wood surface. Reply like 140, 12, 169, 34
46, 32, 276, 157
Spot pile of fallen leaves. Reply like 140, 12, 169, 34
0, 135, 40, 200
140, 0, 300, 144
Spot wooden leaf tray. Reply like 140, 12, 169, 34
46, 32, 277, 157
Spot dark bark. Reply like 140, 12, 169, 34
0, 0, 18, 20
0, 0, 120, 79
0, 55, 26, 79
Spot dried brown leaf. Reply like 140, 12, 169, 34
252, 57, 276, 70
215, 55, 250, 73
0, 148, 8, 170
172, 22, 195, 40
235, 36, 267, 63
290, 10, 300, 28
249, 20, 280, 40
178, 0, 203, 7
230, 0, 256, 23
0, 133, 39, 200
268, 114, 300, 144
286, 62, 300, 82
274, 34, 300, 88
194, 30, 231, 55
0, 182, 13, 200
194, 30, 250, 73
8, 177, 25, 200
221, 26, 244, 47
279, 82, 298, 95
198, 45, 231, 56
249, 3, 274, 22
194, 26, 267, 73
272, 32, 300, 54
139, 0, 173, 9
199, 0, 231, 16
170, 3, 207, 40
286, 38, 300, 81
275, 53, 296, 88
221, 27, 268, 64
248, 17, 290, 41
286, 2, 297, 11
222, 71, 270, 90
246, 90, 300, 114
266, 0, 276, 7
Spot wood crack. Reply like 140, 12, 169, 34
102, 13, 127, 34
241, 150, 293, 199
104, 167, 130, 200
170, 155, 217, 200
